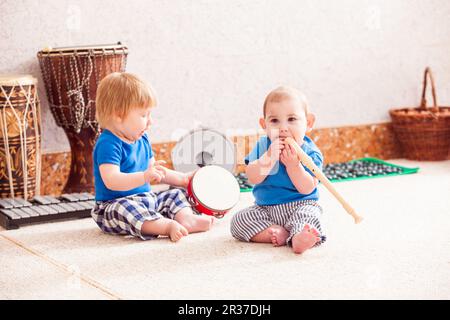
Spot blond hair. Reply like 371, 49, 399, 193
95, 72, 157, 128
263, 86, 310, 117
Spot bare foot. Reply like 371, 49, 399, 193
291, 225, 320, 254
167, 220, 189, 242
269, 226, 289, 247
177, 213, 214, 233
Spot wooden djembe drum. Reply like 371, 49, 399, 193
37, 43, 128, 193
0, 75, 42, 200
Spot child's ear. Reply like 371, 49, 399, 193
306, 113, 316, 133
115, 114, 124, 124
259, 117, 266, 130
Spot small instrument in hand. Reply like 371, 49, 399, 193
187, 165, 240, 218
284, 137, 363, 224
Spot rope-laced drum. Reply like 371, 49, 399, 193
37, 43, 128, 193
0, 75, 42, 200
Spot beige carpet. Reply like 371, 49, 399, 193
1, 159, 449, 300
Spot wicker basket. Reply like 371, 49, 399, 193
389, 67, 450, 161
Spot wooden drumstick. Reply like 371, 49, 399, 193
284, 137, 363, 224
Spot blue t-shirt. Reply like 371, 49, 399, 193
93, 129, 153, 201
245, 135, 323, 206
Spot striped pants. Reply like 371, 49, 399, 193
230, 200, 326, 246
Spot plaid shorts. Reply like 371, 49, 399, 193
91, 188, 191, 240
230, 200, 326, 246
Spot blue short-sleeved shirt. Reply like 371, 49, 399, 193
245, 135, 323, 206
93, 129, 153, 201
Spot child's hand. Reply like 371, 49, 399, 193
280, 143, 300, 169
144, 160, 167, 184
181, 169, 197, 189
267, 138, 285, 161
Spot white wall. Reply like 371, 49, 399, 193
1, 0, 449, 152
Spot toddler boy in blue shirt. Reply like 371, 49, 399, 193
231, 86, 326, 254
91, 72, 213, 242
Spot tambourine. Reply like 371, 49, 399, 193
187, 165, 240, 218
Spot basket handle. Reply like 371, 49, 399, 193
419, 67, 439, 112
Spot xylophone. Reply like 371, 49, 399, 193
0, 193, 95, 230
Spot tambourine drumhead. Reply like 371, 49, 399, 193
0, 75, 37, 86
191, 165, 240, 211
171, 128, 236, 173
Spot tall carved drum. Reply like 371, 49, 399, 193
0, 75, 42, 200
37, 43, 128, 193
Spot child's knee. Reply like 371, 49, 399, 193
230, 212, 246, 237
230, 210, 247, 228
